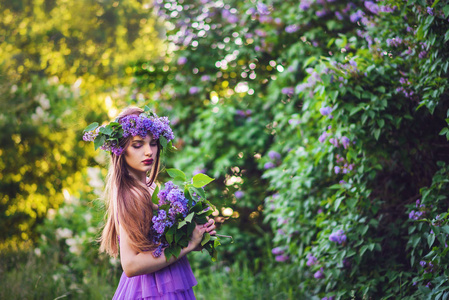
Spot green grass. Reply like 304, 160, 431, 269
0, 249, 119, 300
0, 249, 309, 300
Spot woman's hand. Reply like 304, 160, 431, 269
189, 219, 217, 252
203, 218, 216, 236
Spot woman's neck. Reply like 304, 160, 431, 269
128, 169, 147, 184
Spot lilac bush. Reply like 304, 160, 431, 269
135, 0, 449, 298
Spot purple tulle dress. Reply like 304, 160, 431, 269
112, 181, 196, 299
112, 255, 197, 300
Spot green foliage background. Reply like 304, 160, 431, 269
2, 0, 449, 299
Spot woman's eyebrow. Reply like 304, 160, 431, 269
131, 139, 144, 143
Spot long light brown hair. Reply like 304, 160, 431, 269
99, 107, 161, 257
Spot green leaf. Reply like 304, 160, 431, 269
350, 106, 363, 116
201, 233, 211, 246
185, 212, 195, 223
174, 231, 185, 244
166, 232, 174, 244
151, 185, 160, 205
191, 202, 204, 213
93, 135, 106, 150
303, 56, 317, 68
439, 127, 449, 136
84, 122, 99, 132
187, 222, 195, 237
444, 5, 449, 18
164, 247, 173, 262
99, 126, 113, 135
178, 220, 187, 229
192, 173, 214, 188
166, 169, 186, 181
189, 186, 206, 200
334, 197, 343, 211
377, 119, 385, 128
172, 245, 181, 258
373, 129, 381, 140
160, 136, 168, 148
172, 176, 186, 186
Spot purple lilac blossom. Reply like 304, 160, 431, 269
226, 14, 239, 23
189, 86, 200, 94
335, 11, 344, 20
281, 87, 295, 95
427, 7, 434, 16
350, 10, 364, 23
257, 3, 270, 15
264, 162, 275, 169
201, 75, 211, 82
177, 57, 187, 65
285, 24, 299, 33
299, 0, 313, 10
334, 166, 341, 174
364, 1, 379, 14
288, 119, 300, 126
420, 261, 426, 267
306, 254, 318, 266
329, 229, 347, 244
314, 268, 325, 279
268, 150, 281, 160
329, 138, 339, 147
320, 106, 332, 116
275, 255, 289, 262
340, 136, 350, 149
418, 51, 427, 59
235, 191, 245, 199
272, 247, 284, 255
319, 132, 329, 143
316, 10, 327, 17
193, 168, 207, 176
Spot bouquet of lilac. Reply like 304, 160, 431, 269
150, 168, 229, 261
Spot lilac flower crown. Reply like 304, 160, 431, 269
83, 106, 175, 156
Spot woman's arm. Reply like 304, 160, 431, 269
119, 219, 216, 277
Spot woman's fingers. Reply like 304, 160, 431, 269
202, 218, 216, 234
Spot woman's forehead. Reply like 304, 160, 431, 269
131, 134, 155, 142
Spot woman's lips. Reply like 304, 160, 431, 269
142, 159, 153, 165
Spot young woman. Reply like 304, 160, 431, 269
87, 107, 216, 299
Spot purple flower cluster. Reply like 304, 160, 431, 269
306, 253, 318, 266
82, 127, 100, 142
281, 87, 295, 96
330, 136, 353, 150
101, 140, 124, 156
120, 114, 174, 143
264, 150, 282, 169
151, 181, 189, 257
234, 190, 245, 199
236, 109, 252, 118
189, 86, 200, 95
421, 260, 436, 274
222, 9, 239, 24
272, 247, 289, 262
320, 106, 333, 118
334, 154, 355, 175
314, 267, 325, 279
409, 199, 427, 220
329, 229, 347, 244
285, 24, 300, 33
386, 37, 403, 47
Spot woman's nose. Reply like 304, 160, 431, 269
145, 144, 153, 156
